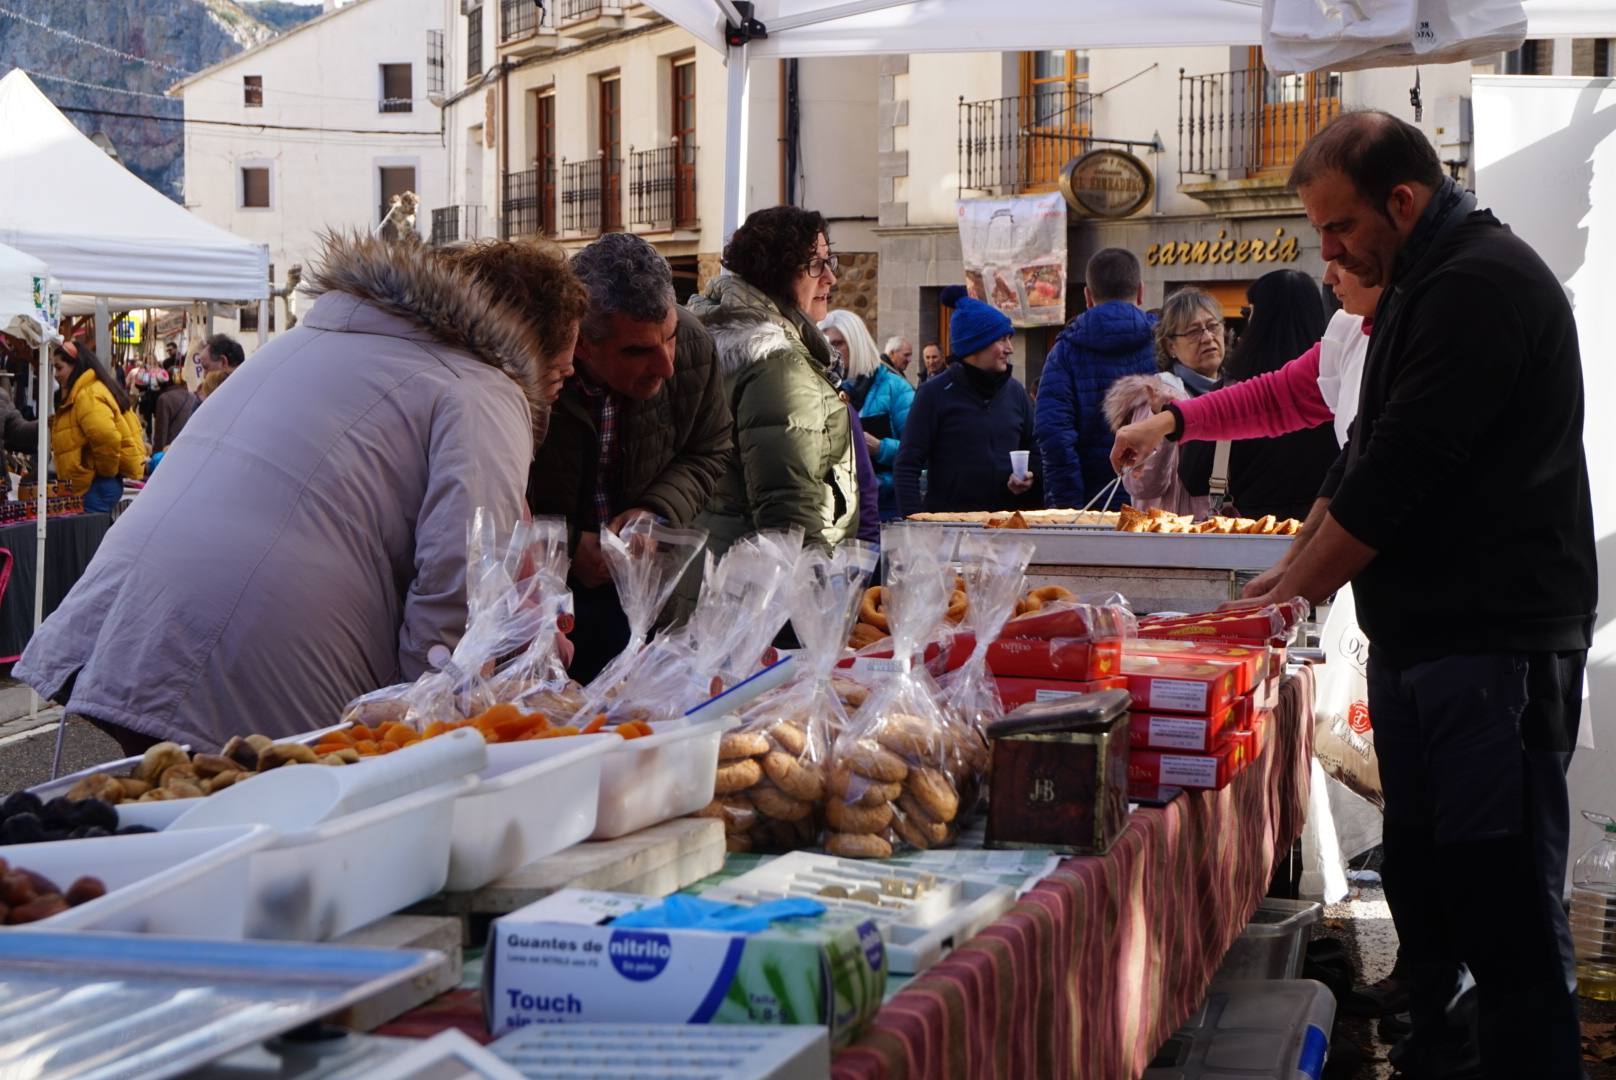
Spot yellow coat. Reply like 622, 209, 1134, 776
51, 369, 147, 493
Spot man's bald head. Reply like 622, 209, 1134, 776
1289, 109, 1445, 222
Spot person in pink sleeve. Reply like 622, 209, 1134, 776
1109, 261, 1381, 478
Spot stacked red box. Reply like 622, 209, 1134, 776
1129, 702, 1242, 753
1124, 639, 1269, 695
1137, 598, 1307, 648
995, 676, 1128, 711
1119, 653, 1243, 717
1129, 737, 1248, 791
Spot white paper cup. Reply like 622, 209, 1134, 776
1010, 450, 1030, 480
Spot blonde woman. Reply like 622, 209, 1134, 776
820, 308, 913, 521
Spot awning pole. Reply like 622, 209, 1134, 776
722, 39, 751, 242
35, 333, 65, 777
93, 297, 110, 364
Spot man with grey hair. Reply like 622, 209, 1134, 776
527, 232, 732, 681
881, 335, 913, 378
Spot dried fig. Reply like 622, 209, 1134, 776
256, 743, 317, 771
65, 877, 106, 906
159, 763, 199, 787
133, 743, 189, 784
66, 772, 124, 804
8, 894, 69, 924
203, 771, 244, 793
190, 754, 236, 779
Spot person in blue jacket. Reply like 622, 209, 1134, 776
1034, 248, 1157, 510
895, 297, 1039, 516
821, 309, 912, 520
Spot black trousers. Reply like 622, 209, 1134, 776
1369, 648, 1585, 1080
566, 580, 631, 686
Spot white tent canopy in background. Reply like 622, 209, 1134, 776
0, 241, 49, 344
0, 69, 267, 308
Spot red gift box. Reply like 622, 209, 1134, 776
1124, 639, 1269, 695
1120, 654, 1243, 716
995, 676, 1129, 711
1129, 701, 1242, 753
1128, 737, 1246, 791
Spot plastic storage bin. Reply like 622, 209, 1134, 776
1213, 897, 1322, 984
5, 825, 274, 938
1144, 978, 1334, 1080
592, 715, 736, 840
243, 776, 475, 941
445, 734, 619, 892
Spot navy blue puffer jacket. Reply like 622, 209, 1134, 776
1034, 301, 1157, 509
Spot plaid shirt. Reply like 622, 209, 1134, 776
575, 374, 618, 528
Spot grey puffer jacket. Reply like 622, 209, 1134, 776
16, 235, 551, 748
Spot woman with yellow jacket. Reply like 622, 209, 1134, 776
50, 341, 145, 513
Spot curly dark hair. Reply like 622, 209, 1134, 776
720, 206, 829, 304
443, 238, 591, 363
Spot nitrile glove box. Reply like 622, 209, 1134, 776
483, 889, 887, 1046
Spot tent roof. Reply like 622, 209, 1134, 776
0, 69, 268, 304
0, 240, 49, 343
651, 0, 1616, 59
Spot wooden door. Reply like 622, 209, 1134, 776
537, 92, 557, 235
599, 75, 622, 231
1249, 47, 1340, 175
1021, 50, 1089, 191
672, 59, 697, 227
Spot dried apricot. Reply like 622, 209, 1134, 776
581, 715, 608, 736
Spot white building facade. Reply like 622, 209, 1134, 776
171, 0, 448, 346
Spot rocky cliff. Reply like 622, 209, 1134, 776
0, 0, 318, 200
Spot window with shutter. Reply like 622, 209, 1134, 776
242, 167, 270, 208
381, 64, 413, 113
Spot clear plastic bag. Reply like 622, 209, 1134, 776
708, 541, 878, 854
827, 526, 975, 858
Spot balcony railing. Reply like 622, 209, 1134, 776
558, 0, 623, 24
430, 204, 484, 246
502, 167, 555, 239
630, 145, 697, 231
1178, 66, 1343, 184
958, 87, 1094, 196
500, 0, 538, 40
562, 158, 622, 235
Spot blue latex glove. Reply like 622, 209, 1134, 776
611, 894, 826, 933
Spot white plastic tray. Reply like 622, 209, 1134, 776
1, 825, 274, 939
703, 851, 1016, 975
32, 722, 353, 831
447, 735, 620, 892
592, 715, 737, 840
243, 775, 475, 941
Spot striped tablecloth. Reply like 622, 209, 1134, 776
832, 665, 1316, 1080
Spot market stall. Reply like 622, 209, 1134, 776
0, 512, 111, 665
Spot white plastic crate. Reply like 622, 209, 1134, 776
1144, 978, 1334, 1080
1213, 898, 1322, 984
592, 715, 735, 840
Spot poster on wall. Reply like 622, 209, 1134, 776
956, 192, 1068, 328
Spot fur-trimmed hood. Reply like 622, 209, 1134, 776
687, 274, 835, 382
303, 232, 551, 435
1103, 372, 1188, 432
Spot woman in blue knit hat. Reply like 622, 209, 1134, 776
892, 295, 1039, 516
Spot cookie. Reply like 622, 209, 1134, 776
720, 730, 770, 761
906, 765, 960, 822
826, 831, 893, 859
825, 796, 893, 834
725, 832, 753, 853
841, 740, 908, 783
829, 768, 903, 808
896, 792, 953, 848
768, 721, 808, 757
763, 750, 825, 801
875, 714, 940, 759
751, 782, 814, 822
714, 757, 764, 795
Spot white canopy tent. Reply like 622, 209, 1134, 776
643, 0, 1616, 234
0, 69, 269, 350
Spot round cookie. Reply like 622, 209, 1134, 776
829, 768, 903, 808
874, 714, 941, 760
767, 721, 808, 757
841, 739, 908, 783
725, 832, 753, 853
720, 730, 770, 761
751, 782, 814, 822
714, 757, 764, 795
825, 796, 894, 834
906, 764, 960, 822
896, 792, 953, 848
826, 831, 893, 859
762, 750, 825, 801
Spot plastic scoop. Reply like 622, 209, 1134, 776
169, 729, 488, 833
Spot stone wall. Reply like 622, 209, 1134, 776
830, 251, 880, 339
877, 225, 964, 351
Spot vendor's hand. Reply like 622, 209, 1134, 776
1007, 470, 1035, 495
1236, 562, 1287, 605
1111, 411, 1176, 475
864, 432, 881, 453
574, 530, 612, 589
556, 631, 575, 669
606, 507, 656, 535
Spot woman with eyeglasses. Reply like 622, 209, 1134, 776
821, 308, 912, 523
687, 206, 859, 563
1103, 287, 1227, 516
48, 341, 146, 513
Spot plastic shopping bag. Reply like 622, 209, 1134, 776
1312, 584, 1383, 809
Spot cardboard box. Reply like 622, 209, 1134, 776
1129, 702, 1241, 753
1128, 738, 1246, 792
1120, 654, 1243, 717
1124, 639, 1270, 695
994, 675, 1129, 711
484, 890, 887, 1045
986, 695, 1131, 856
980, 636, 1123, 680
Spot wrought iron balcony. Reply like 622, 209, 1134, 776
562, 158, 622, 235
957, 87, 1094, 197
429, 205, 484, 246
1178, 66, 1343, 186
629, 145, 697, 231
501, 167, 555, 239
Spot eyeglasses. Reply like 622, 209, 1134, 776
1167, 321, 1225, 341
806, 254, 839, 278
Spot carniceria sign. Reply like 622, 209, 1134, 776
1145, 227, 1300, 267
1059, 149, 1153, 219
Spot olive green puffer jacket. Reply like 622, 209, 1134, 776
687, 275, 857, 557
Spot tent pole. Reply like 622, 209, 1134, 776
35, 333, 65, 777
93, 297, 110, 364
722, 39, 751, 242
257, 298, 268, 350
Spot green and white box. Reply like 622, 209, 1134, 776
483, 889, 887, 1046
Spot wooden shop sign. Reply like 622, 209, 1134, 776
1145, 227, 1300, 268
1060, 149, 1154, 219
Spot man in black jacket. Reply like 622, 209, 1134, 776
1250, 111, 1593, 1079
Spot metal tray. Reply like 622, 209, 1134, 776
0, 931, 441, 1080
898, 523, 1291, 571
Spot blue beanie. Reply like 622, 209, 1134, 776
949, 296, 1014, 358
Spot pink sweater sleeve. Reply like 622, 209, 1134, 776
1175, 344, 1335, 441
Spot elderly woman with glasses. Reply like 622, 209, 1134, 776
686, 205, 859, 564
1102, 287, 1227, 516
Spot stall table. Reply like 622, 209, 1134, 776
0, 513, 110, 663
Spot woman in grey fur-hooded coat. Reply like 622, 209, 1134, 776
16, 234, 572, 750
